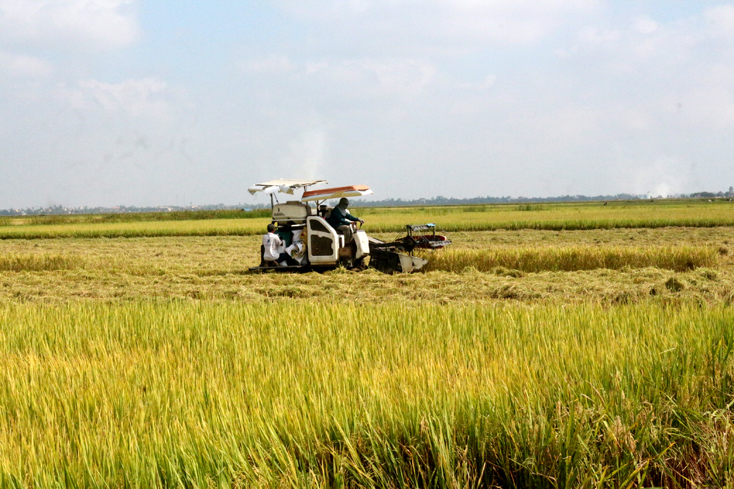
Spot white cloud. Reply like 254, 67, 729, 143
432, 0, 599, 43
57, 78, 178, 119
680, 86, 734, 130
577, 26, 621, 44
567, 11, 711, 65
276, 0, 600, 45
246, 55, 294, 74
0, 51, 52, 77
704, 5, 734, 38
302, 58, 437, 96
5, 2, 734, 208
542, 7, 734, 196
633, 17, 658, 35
0, 0, 139, 49
455, 74, 496, 91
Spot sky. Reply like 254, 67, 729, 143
1, 0, 734, 208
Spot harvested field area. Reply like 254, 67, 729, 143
0, 227, 732, 304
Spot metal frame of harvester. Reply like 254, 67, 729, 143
247, 179, 451, 274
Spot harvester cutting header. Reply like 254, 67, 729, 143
248, 179, 450, 274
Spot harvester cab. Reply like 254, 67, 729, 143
247, 179, 451, 274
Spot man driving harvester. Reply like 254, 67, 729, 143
327, 197, 364, 243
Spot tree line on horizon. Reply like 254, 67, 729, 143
2, 189, 733, 216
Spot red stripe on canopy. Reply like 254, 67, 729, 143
302, 185, 370, 199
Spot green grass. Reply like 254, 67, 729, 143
0, 301, 733, 487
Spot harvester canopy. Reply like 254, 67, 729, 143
248, 179, 327, 196
301, 185, 373, 202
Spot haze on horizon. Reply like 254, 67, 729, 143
1, 0, 733, 209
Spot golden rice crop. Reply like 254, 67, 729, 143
0, 301, 733, 487
422, 245, 719, 273
0, 218, 270, 239
359, 200, 734, 233
0, 253, 85, 272
2, 200, 734, 239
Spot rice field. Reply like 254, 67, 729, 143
0, 229, 731, 304
0, 217, 266, 239
1, 203, 734, 487
2, 199, 734, 239
0, 302, 733, 487
0, 253, 85, 272
421, 245, 719, 273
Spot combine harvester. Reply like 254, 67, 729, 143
248, 179, 451, 274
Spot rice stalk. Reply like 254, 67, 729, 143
422, 245, 719, 273
0, 302, 732, 486
0, 253, 85, 272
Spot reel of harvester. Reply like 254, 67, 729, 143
368, 224, 452, 274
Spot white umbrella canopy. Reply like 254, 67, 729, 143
248, 179, 327, 196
